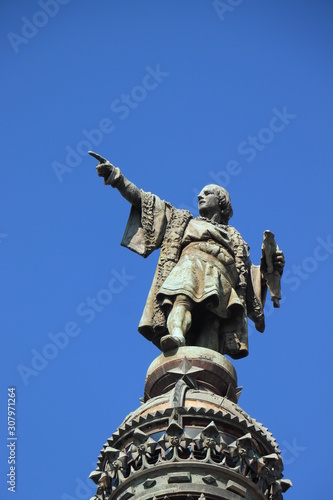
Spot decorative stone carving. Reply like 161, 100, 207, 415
103, 448, 128, 492
193, 421, 227, 460
227, 433, 259, 477
90, 350, 292, 499
127, 429, 157, 469
255, 453, 292, 498
158, 420, 192, 460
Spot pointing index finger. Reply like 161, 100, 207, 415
88, 151, 108, 164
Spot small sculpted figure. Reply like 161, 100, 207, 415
90, 152, 285, 359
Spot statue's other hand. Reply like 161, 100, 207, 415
273, 250, 285, 275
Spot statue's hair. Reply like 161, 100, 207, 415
204, 184, 233, 222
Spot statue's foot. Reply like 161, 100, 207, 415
160, 334, 185, 352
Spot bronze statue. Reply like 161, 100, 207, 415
90, 151, 284, 359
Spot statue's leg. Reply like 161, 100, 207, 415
160, 294, 193, 352
196, 312, 220, 352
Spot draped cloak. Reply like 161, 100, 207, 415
120, 190, 267, 359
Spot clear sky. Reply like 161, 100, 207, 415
1, 1, 332, 498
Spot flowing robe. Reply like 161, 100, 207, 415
120, 190, 267, 359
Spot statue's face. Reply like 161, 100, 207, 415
198, 185, 221, 216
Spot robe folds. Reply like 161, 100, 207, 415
121, 190, 267, 359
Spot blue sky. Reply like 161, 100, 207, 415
1, 1, 332, 498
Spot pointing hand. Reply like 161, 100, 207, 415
89, 151, 117, 185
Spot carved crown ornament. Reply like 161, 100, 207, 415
90, 415, 291, 499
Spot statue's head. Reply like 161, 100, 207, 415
198, 184, 233, 223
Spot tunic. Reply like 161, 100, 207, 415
157, 218, 244, 319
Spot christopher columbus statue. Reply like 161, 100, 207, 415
90, 151, 285, 359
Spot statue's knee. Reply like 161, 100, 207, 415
174, 294, 193, 311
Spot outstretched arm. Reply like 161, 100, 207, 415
89, 151, 141, 209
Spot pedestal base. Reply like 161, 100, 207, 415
90, 347, 292, 499
144, 346, 239, 403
